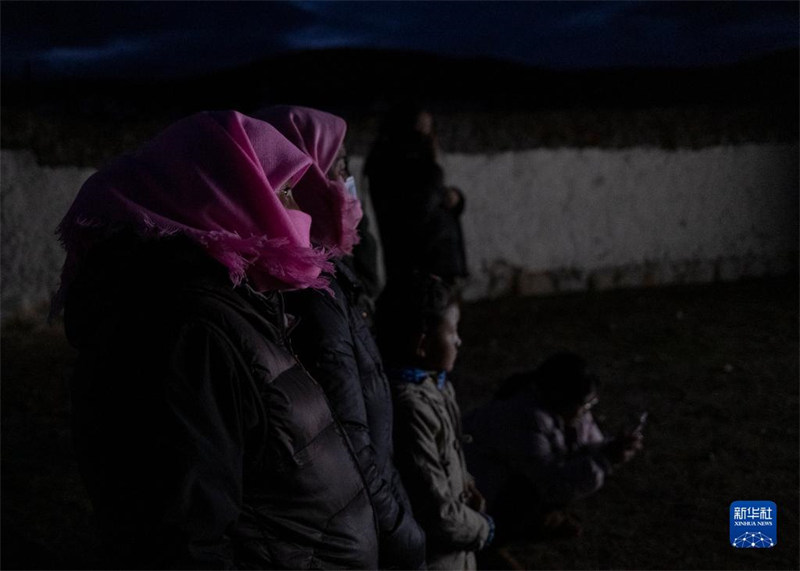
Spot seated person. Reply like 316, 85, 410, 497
375, 274, 494, 570
462, 352, 643, 541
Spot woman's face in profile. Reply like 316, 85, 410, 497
276, 182, 301, 211
327, 145, 350, 183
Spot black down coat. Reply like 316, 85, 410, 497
64, 236, 379, 569
285, 259, 427, 569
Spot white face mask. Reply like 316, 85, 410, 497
344, 176, 358, 198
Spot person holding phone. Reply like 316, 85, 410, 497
462, 352, 643, 543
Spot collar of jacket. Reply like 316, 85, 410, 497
233, 285, 295, 346
333, 258, 363, 297
389, 368, 447, 390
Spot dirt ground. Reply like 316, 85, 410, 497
2, 276, 798, 570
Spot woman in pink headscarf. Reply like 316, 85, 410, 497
56, 110, 379, 569
255, 105, 427, 570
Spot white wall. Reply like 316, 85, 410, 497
438, 144, 799, 298
1, 151, 95, 319
2, 143, 797, 319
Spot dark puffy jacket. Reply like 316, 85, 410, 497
285, 259, 426, 569
65, 236, 379, 569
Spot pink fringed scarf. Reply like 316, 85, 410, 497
56, 110, 333, 302
253, 105, 363, 255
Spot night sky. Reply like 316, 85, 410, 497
2, 1, 798, 80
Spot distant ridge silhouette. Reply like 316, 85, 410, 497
3, 47, 797, 118
2, 47, 797, 166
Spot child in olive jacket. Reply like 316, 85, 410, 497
376, 274, 494, 570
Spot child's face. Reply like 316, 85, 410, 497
420, 303, 461, 372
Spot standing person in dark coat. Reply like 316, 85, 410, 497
254, 105, 427, 570
54, 111, 379, 569
365, 101, 469, 289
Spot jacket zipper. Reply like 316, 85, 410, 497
277, 291, 381, 541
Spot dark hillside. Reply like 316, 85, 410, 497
4, 47, 797, 114
2, 47, 797, 165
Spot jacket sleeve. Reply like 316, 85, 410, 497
77, 319, 248, 569
394, 391, 491, 552
576, 411, 606, 445
158, 320, 250, 569
509, 416, 611, 505
289, 289, 426, 569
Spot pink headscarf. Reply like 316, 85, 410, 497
253, 105, 363, 255
56, 110, 333, 300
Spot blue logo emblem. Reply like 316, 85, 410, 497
730, 501, 776, 548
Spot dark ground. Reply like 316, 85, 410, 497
2, 276, 798, 570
